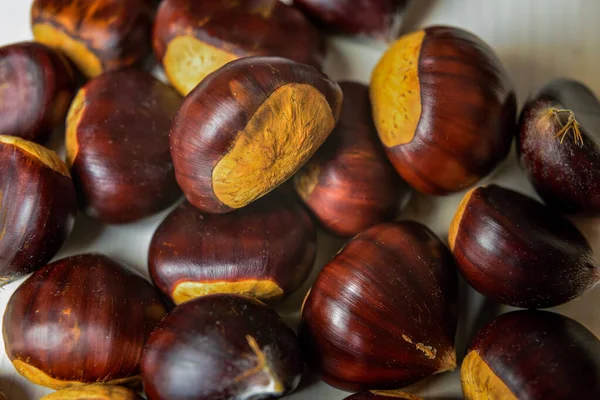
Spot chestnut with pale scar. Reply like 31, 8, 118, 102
41, 384, 143, 400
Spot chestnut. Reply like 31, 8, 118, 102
170, 56, 343, 214
370, 26, 516, 195
294, 81, 411, 236
0, 135, 76, 286
518, 78, 600, 215
66, 69, 182, 223
462, 310, 600, 399
0, 42, 76, 143
300, 221, 458, 391
294, 0, 408, 41
344, 391, 423, 400
41, 385, 142, 400
449, 184, 599, 308
141, 294, 303, 400
3, 254, 166, 389
31, 0, 152, 78
153, 0, 324, 95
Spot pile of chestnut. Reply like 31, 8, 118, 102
0, 0, 599, 399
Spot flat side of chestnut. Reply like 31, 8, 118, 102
170, 57, 342, 213
518, 78, 600, 215
41, 384, 143, 400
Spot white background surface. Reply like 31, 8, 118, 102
0, 0, 599, 399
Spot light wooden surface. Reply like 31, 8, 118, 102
0, 1, 598, 399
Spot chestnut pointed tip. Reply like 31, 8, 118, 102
437, 347, 457, 373
239, 335, 287, 398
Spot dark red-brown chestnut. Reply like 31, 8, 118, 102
65, 69, 181, 223
370, 26, 516, 195
142, 294, 303, 400
31, 0, 152, 78
461, 310, 600, 399
344, 390, 423, 400
0, 136, 76, 286
294, 0, 408, 41
294, 81, 411, 236
449, 184, 600, 308
3, 254, 166, 389
153, 0, 324, 95
300, 221, 458, 391
149, 191, 316, 305
0, 42, 76, 143
41, 385, 143, 400
170, 56, 343, 214
518, 78, 600, 216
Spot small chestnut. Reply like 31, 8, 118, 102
41, 385, 142, 400
65, 69, 182, 223
141, 294, 303, 400
449, 184, 599, 308
518, 78, 600, 215
170, 56, 343, 213
153, 0, 324, 95
370, 26, 516, 195
0, 135, 76, 286
461, 310, 600, 399
294, 81, 411, 236
3, 254, 166, 389
300, 221, 458, 391
344, 391, 423, 400
0, 42, 76, 143
31, 0, 152, 78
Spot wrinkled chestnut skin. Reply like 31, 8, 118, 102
294, 0, 408, 41
295, 81, 411, 236
450, 185, 599, 308
66, 69, 182, 223
31, 0, 152, 77
344, 391, 423, 400
462, 310, 600, 399
3, 254, 166, 389
142, 294, 303, 400
518, 78, 600, 215
0, 136, 76, 286
0, 42, 76, 143
300, 221, 458, 391
149, 191, 316, 305
41, 384, 143, 400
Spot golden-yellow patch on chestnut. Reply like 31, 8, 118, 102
41, 384, 141, 400
0, 135, 69, 177
460, 351, 517, 400
172, 280, 284, 305
65, 88, 87, 166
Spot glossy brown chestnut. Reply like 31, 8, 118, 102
170, 56, 343, 214
300, 221, 458, 391
294, 0, 408, 41
518, 78, 600, 215
370, 26, 516, 195
3, 254, 166, 389
344, 391, 423, 400
65, 69, 182, 223
294, 81, 411, 236
31, 0, 152, 78
142, 294, 303, 400
0, 136, 76, 286
449, 184, 600, 308
41, 385, 143, 400
0, 42, 76, 143
153, 0, 324, 95
462, 310, 600, 399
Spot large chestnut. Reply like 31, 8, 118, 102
518, 78, 600, 215
31, 0, 152, 78
462, 310, 600, 399
153, 0, 324, 95
3, 254, 166, 389
0, 42, 76, 143
450, 184, 599, 308
294, 81, 411, 236
300, 221, 458, 390
170, 56, 343, 214
149, 191, 316, 305
41, 385, 142, 400
142, 294, 303, 400
65, 69, 182, 223
344, 391, 423, 400
0, 135, 76, 286
370, 26, 516, 195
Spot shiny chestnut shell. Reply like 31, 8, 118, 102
0, 42, 76, 143
370, 26, 516, 194
142, 294, 303, 400
3, 254, 166, 389
300, 221, 458, 391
